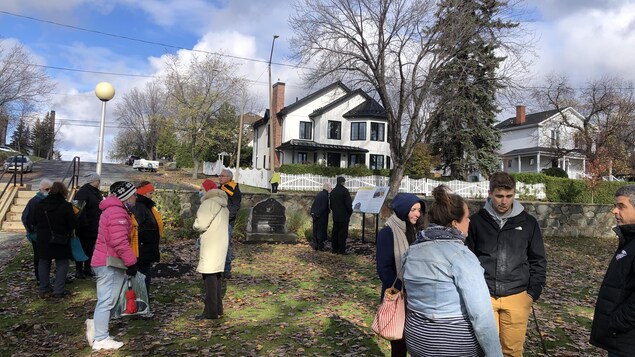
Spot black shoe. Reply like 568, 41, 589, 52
38, 289, 52, 298
223, 272, 232, 280
65, 276, 75, 284
53, 290, 71, 298
75, 271, 86, 279
194, 314, 218, 320
84, 269, 95, 277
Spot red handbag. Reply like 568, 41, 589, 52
372, 279, 405, 340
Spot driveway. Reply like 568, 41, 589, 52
11, 160, 192, 190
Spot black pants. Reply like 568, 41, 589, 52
312, 215, 328, 249
202, 273, 223, 318
76, 235, 96, 275
30, 240, 39, 282
271, 183, 278, 193
331, 220, 349, 254
137, 262, 153, 297
390, 339, 407, 357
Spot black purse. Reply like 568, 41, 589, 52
45, 210, 71, 245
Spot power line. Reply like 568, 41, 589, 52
0, 10, 306, 70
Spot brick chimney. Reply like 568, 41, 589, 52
272, 82, 285, 168
515, 105, 526, 125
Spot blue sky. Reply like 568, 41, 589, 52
2, 0, 635, 161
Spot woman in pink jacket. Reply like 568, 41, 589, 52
86, 182, 138, 351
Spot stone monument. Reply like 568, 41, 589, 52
245, 197, 297, 243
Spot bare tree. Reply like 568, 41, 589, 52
163, 53, 245, 178
0, 41, 55, 144
114, 80, 168, 160
290, 0, 527, 196
533, 74, 635, 175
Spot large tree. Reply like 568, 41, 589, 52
9, 118, 31, 154
426, 0, 511, 179
164, 54, 244, 178
30, 113, 55, 159
114, 80, 168, 160
532, 75, 635, 176
290, 0, 525, 196
0, 41, 55, 144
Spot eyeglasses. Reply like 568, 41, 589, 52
44, 188, 50, 192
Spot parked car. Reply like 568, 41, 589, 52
133, 159, 159, 172
3, 156, 33, 172
0, 145, 13, 152
124, 155, 140, 165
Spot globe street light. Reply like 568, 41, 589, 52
95, 82, 115, 175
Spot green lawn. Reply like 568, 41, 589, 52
0, 234, 616, 356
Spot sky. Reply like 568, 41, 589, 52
1, 0, 635, 162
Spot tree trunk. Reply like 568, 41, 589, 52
192, 158, 199, 179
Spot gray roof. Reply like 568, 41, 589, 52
277, 139, 369, 153
495, 108, 563, 130
343, 97, 387, 119
279, 81, 351, 116
501, 146, 585, 157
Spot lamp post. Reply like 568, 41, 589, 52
94, 82, 115, 175
268, 35, 279, 172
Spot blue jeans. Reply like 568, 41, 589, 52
93, 266, 126, 342
224, 224, 233, 273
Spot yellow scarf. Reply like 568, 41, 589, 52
130, 214, 139, 257
151, 206, 164, 238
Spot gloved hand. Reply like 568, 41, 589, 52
126, 264, 138, 277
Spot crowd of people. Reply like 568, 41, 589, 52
19, 167, 635, 356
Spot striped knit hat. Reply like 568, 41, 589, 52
110, 181, 136, 201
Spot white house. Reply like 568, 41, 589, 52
252, 81, 392, 170
496, 105, 586, 179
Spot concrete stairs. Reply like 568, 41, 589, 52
1, 189, 36, 232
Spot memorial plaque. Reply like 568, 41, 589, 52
249, 198, 287, 234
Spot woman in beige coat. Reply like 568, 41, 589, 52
193, 179, 229, 319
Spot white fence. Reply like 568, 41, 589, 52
228, 167, 546, 199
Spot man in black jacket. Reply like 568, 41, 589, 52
590, 185, 635, 357
310, 182, 332, 250
466, 172, 547, 357
219, 169, 241, 278
329, 177, 353, 254
74, 172, 103, 278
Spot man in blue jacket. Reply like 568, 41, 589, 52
21, 178, 53, 284
466, 172, 547, 357
590, 185, 635, 357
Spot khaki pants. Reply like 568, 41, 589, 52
491, 291, 533, 357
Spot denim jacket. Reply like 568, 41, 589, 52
404, 225, 502, 356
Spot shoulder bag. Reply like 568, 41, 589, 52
44, 210, 71, 245
371, 277, 406, 340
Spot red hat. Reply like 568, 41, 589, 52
202, 179, 217, 192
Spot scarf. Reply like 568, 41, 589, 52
385, 213, 409, 279
414, 224, 465, 245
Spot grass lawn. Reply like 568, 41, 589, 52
0, 233, 616, 356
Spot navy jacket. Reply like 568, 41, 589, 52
376, 193, 425, 301
310, 190, 330, 219
590, 224, 635, 355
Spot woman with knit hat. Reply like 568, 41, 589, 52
74, 172, 103, 279
86, 181, 138, 351
131, 181, 163, 296
193, 178, 229, 319
376, 193, 425, 356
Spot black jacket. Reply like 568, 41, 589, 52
466, 208, 547, 300
329, 184, 353, 222
74, 183, 103, 242
310, 190, 330, 219
590, 224, 635, 355
131, 195, 161, 263
30, 193, 77, 260
221, 181, 241, 225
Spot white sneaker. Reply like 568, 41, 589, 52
85, 319, 95, 347
92, 336, 124, 350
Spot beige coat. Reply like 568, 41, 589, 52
193, 189, 229, 274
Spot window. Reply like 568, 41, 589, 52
529, 158, 535, 166
550, 129, 560, 146
299, 122, 312, 140
370, 154, 384, 170
328, 121, 341, 140
263, 155, 267, 169
370, 122, 385, 141
351, 122, 366, 140
348, 154, 365, 167
267, 126, 270, 148
507, 160, 512, 168
298, 152, 308, 163
386, 156, 391, 169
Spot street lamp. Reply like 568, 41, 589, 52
268, 35, 279, 172
94, 82, 115, 175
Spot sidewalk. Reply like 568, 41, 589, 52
0, 231, 26, 270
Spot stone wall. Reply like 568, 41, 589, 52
162, 190, 616, 238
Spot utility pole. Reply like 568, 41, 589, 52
235, 90, 245, 182
268, 35, 279, 172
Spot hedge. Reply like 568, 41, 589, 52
279, 163, 391, 177
511, 173, 628, 204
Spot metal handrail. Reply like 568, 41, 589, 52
0, 154, 26, 201
62, 156, 81, 190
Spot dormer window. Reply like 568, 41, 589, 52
300, 121, 312, 140
328, 121, 341, 140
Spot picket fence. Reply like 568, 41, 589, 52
227, 167, 546, 199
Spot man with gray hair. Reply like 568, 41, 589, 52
310, 182, 332, 250
218, 168, 241, 279
21, 178, 53, 284
590, 185, 635, 357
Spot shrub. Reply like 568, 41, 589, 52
286, 209, 312, 239
542, 167, 568, 178
232, 208, 249, 240
511, 173, 629, 204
